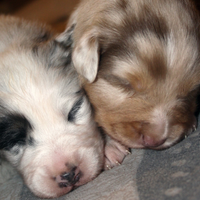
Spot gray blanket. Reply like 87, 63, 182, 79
0, 120, 200, 200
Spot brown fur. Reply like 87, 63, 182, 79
68, 0, 200, 149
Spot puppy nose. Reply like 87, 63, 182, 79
142, 135, 166, 148
56, 167, 81, 188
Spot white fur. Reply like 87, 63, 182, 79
0, 16, 104, 198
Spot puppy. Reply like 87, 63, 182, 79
0, 16, 105, 198
66, 0, 200, 150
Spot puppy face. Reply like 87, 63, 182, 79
0, 16, 103, 198
69, 0, 200, 149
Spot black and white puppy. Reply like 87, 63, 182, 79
0, 16, 104, 198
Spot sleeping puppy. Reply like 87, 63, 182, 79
0, 16, 105, 198
67, 0, 200, 150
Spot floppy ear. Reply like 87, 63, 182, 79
56, 24, 75, 47
72, 30, 99, 83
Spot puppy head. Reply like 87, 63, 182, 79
70, 0, 200, 149
0, 17, 103, 198
84, 36, 199, 149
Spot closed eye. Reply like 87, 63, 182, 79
102, 74, 134, 93
68, 97, 83, 122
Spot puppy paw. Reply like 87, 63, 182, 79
104, 135, 131, 170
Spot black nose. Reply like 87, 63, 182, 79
57, 167, 81, 188
61, 171, 75, 182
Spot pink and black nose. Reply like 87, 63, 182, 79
55, 167, 81, 188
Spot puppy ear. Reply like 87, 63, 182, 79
56, 24, 75, 47
72, 30, 99, 83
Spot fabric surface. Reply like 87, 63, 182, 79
0, 121, 200, 200
137, 130, 200, 200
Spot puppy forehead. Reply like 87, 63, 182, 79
99, 23, 200, 94
0, 50, 82, 120
96, 0, 200, 78
1, 47, 76, 89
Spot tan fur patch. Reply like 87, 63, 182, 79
70, 0, 200, 149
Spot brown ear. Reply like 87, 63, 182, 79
72, 30, 99, 83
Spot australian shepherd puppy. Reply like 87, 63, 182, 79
0, 16, 105, 198
65, 0, 200, 150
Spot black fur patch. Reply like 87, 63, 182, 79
58, 24, 75, 48
68, 98, 83, 122
0, 114, 32, 150
31, 24, 74, 71
48, 40, 72, 67
32, 39, 72, 70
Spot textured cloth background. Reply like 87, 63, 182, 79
0, 120, 200, 200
